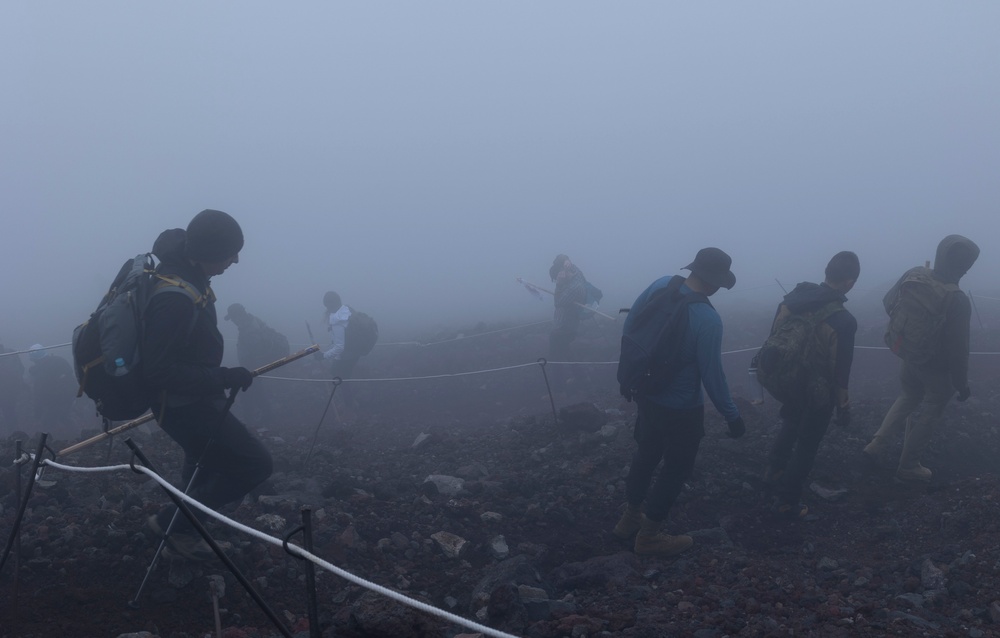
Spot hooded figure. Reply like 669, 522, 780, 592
863, 234, 979, 483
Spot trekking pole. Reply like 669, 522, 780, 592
774, 278, 788, 294
129, 388, 240, 609
516, 277, 618, 321
0, 434, 49, 578
536, 358, 560, 426
58, 346, 320, 457
284, 508, 322, 638
124, 439, 294, 638
304, 377, 342, 466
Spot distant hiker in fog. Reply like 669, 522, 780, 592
863, 235, 979, 483
319, 291, 379, 414
549, 255, 587, 366
27, 344, 76, 436
143, 210, 272, 562
225, 302, 290, 425
760, 251, 859, 517
613, 247, 745, 557
0, 343, 26, 431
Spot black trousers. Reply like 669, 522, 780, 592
624, 400, 705, 522
767, 401, 833, 504
155, 400, 273, 533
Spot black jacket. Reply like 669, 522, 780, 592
141, 228, 229, 402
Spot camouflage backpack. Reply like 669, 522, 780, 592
755, 301, 843, 406
883, 267, 958, 364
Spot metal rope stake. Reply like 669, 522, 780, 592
57, 345, 320, 458
0, 434, 49, 578
536, 358, 559, 425
9, 440, 24, 622
124, 439, 294, 638
284, 508, 321, 638
304, 377, 342, 466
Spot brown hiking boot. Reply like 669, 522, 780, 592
612, 504, 642, 540
633, 516, 692, 557
895, 464, 932, 483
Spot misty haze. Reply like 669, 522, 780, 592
2, 3, 999, 638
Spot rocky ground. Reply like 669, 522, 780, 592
2, 310, 1000, 638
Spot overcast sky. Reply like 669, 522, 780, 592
1, 2, 998, 350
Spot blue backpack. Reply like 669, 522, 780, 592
617, 276, 709, 401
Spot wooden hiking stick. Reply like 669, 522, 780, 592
516, 277, 618, 321
58, 345, 320, 457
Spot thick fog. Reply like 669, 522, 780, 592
2, 2, 998, 353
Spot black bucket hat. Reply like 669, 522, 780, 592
683, 247, 736, 290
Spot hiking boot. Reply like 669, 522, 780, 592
895, 464, 932, 483
163, 533, 215, 562
862, 436, 888, 459
147, 514, 215, 562
612, 504, 642, 540
633, 516, 692, 557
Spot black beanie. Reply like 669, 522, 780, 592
185, 209, 244, 262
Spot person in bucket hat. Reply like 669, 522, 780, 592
612, 247, 744, 557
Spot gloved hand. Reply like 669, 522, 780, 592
835, 406, 851, 428
957, 386, 971, 402
313, 351, 326, 362
726, 416, 745, 439
222, 367, 254, 391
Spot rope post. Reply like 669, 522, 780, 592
536, 358, 559, 426
284, 508, 321, 638
124, 438, 294, 638
0, 434, 49, 578
305, 377, 342, 466
10, 439, 23, 621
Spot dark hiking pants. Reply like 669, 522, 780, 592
768, 401, 833, 505
625, 400, 705, 523
155, 400, 273, 534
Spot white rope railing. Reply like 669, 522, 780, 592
39, 457, 522, 638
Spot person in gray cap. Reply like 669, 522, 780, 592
142, 209, 273, 561
612, 247, 745, 557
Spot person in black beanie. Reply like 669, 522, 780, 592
142, 209, 273, 561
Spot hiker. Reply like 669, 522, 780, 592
143, 209, 272, 561
224, 303, 290, 425
612, 247, 745, 557
318, 291, 378, 413
863, 235, 979, 482
549, 255, 587, 362
0, 343, 26, 431
27, 344, 76, 436
761, 251, 860, 517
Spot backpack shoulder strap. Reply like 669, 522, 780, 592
151, 274, 215, 307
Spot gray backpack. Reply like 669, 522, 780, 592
72, 254, 208, 421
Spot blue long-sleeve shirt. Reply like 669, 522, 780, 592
626, 276, 740, 422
